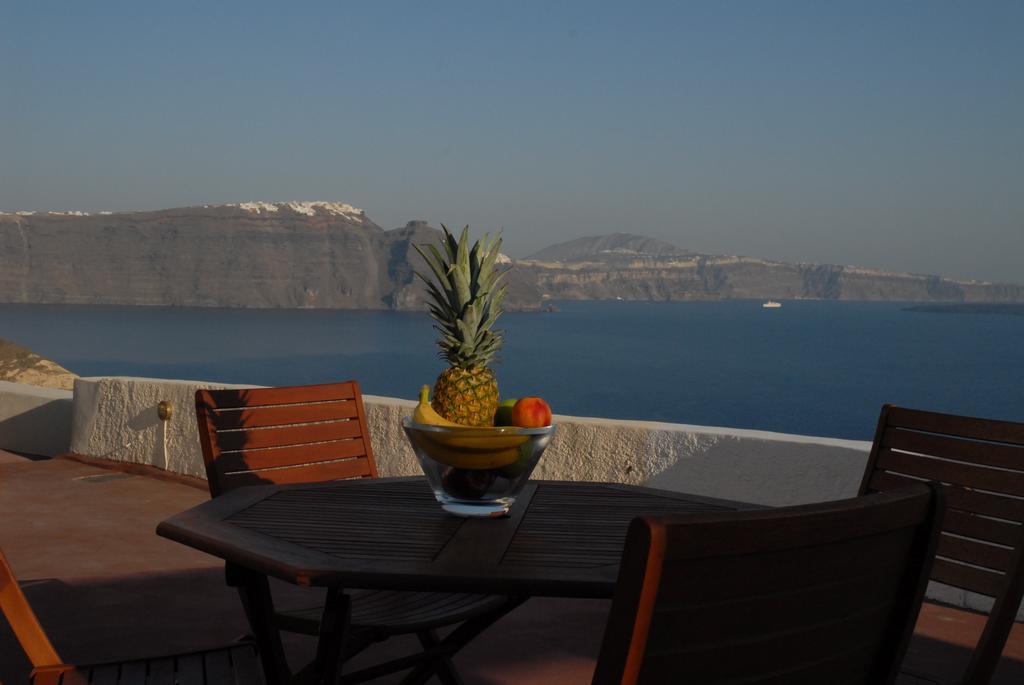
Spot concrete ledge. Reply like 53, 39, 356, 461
537, 414, 871, 507
0, 380, 73, 457
70, 377, 255, 479
69, 376, 871, 507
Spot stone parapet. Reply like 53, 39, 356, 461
68, 376, 872, 507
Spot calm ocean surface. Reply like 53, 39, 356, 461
2, 300, 1021, 440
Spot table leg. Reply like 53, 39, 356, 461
227, 564, 292, 685
416, 630, 463, 685
314, 587, 351, 684
398, 595, 528, 685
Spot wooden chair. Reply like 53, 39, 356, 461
1, 546, 263, 684
859, 404, 1024, 685
593, 483, 944, 685
195, 380, 524, 684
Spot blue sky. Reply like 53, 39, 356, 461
2, 1, 1021, 282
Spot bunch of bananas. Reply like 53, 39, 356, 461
410, 386, 528, 470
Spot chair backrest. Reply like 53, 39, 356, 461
0, 547, 62, 669
196, 381, 379, 497
593, 484, 943, 685
858, 404, 1024, 685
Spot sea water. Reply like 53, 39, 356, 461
2, 300, 1021, 440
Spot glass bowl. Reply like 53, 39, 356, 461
402, 418, 555, 517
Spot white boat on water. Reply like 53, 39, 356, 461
762, 300, 782, 309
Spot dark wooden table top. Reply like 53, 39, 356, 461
157, 477, 756, 598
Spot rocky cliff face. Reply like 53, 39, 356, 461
520, 235, 1024, 303
1, 208, 1019, 309
1, 203, 397, 308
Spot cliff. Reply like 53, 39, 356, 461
1, 207, 1019, 309
520, 235, 1024, 303
2, 203, 395, 309
0, 204, 541, 311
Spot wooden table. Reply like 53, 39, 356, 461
157, 477, 755, 683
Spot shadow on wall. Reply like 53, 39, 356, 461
126, 405, 165, 470
0, 400, 72, 457
645, 437, 870, 507
79, 404, 168, 469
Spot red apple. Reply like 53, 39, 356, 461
511, 397, 552, 427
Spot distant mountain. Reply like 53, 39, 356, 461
518, 233, 1024, 304
525, 233, 692, 262
1, 208, 1020, 309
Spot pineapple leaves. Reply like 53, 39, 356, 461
414, 223, 508, 368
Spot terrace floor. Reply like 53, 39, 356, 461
1, 449, 1023, 684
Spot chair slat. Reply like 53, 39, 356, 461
216, 419, 363, 451
211, 400, 359, 430
886, 406, 1024, 446
944, 509, 1023, 547
939, 488, 1024, 525
883, 427, 1024, 473
937, 534, 1015, 573
931, 558, 1005, 597
217, 438, 370, 473
221, 457, 373, 489
869, 471, 1024, 522
202, 383, 357, 408
875, 448, 1024, 497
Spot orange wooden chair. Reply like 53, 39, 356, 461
1, 546, 263, 684
593, 484, 944, 685
859, 404, 1024, 685
195, 380, 524, 684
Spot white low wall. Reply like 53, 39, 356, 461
0, 380, 73, 457
69, 376, 871, 506
67, 376, 1020, 620
70, 376, 253, 477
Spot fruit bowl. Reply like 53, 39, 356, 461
402, 418, 555, 517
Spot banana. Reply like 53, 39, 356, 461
410, 432, 523, 470
412, 385, 464, 427
410, 385, 529, 469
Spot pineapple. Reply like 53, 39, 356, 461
414, 225, 506, 426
